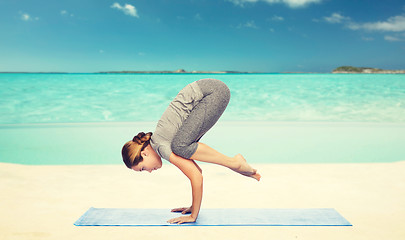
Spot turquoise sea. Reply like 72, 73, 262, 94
0, 73, 404, 165
1, 73, 404, 123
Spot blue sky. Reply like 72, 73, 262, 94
1, 0, 405, 72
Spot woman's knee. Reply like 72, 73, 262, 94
211, 79, 230, 104
198, 79, 230, 104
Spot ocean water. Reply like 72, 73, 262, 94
1, 73, 404, 124
1, 73, 404, 165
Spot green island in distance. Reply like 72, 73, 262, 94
332, 66, 405, 74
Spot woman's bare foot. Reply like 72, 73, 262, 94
231, 154, 261, 181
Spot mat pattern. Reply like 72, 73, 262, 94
74, 208, 352, 226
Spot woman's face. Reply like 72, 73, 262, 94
131, 145, 162, 173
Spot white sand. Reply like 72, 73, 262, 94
1, 161, 404, 240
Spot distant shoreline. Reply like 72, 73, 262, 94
1, 66, 404, 74
0, 71, 315, 74
0, 71, 259, 74
0, 69, 255, 74
1, 72, 403, 74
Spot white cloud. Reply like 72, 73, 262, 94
228, 0, 256, 6
347, 15, 405, 32
61, 10, 74, 17
20, 12, 39, 21
321, 13, 405, 42
271, 15, 284, 21
21, 13, 31, 21
384, 35, 403, 42
237, 20, 259, 29
324, 13, 350, 23
111, 2, 139, 18
282, 0, 322, 8
227, 0, 322, 8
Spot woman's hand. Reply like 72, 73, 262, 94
167, 215, 196, 224
171, 206, 192, 214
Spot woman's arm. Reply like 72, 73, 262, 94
167, 152, 203, 224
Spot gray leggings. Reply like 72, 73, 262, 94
170, 79, 230, 159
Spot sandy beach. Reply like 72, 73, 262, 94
1, 160, 404, 240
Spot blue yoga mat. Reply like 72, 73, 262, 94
74, 208, 352, 226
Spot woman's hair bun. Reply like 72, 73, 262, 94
132, 132, 152, 144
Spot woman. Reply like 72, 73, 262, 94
122, 78, 260, 224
